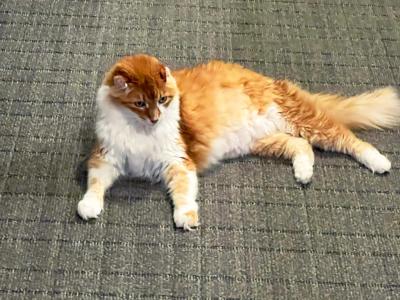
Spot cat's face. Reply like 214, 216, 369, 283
104, 54, 179, 125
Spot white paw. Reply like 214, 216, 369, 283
293, 154, 314, 184
358, 148, 391, 174
174, 203, 199, 231
77, 192, 103, 220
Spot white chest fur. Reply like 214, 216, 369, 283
208, 104, 291, 164
95, 85, 184, 181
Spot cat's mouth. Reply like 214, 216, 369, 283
146, 117, 161, 127
149, 119, 159, 125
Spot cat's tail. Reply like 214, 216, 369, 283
311, 86, 400, 130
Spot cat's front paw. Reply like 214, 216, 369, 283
77, 192, 103, 220
174, 203, 199, 231
293, 154, 314, 184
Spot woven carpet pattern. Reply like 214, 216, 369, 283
1, 0, 399, 299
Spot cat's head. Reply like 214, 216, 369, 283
103, 54, 179, 125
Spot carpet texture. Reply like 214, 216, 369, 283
1, 0, 400, 299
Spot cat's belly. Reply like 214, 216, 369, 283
105, 145, 181, 182
207, 104, 291, 164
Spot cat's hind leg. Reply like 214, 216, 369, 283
252, 133, 315, 184
273, 79, 392, 174
77, 146, 119, 220
306, 126, 391, 174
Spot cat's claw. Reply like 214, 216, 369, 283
174, 206, 199, 231
77, 192, 103, 220
183, 223, 199, 231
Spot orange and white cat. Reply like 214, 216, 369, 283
77, 54, 400, 230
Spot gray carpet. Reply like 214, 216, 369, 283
1, 0, 400, 299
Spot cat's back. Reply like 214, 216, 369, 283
173, 60, 264, 91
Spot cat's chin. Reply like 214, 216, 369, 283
131, 116, 163, 134
140, 119, 162, 131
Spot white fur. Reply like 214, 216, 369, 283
186, 170, 198, 203
292, 153, 314, 184
77, 191, 103, 220
357, 148, 391, 173
209, 104, 292, 164
95, 85, 185, 181
173, 201, 199, 231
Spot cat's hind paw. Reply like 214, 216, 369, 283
358, 148, 391, 174
174, 204, 199, 231
293, 154, 314, 184
77, 192, 103, 220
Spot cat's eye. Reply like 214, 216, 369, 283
158, 96, 167, 104
134, 101, 146, 108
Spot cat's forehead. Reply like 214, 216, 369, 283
105, 54, 167, 90
119, 55, 165, 84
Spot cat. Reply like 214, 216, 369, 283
77, 54, 400, 230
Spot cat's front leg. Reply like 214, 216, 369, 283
163, 162, 199, 230
77, 146, 119, 220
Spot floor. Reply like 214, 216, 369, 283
0, 0, 399, 299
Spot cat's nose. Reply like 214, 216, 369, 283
150, 118, 159, 124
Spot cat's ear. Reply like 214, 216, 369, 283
160, 65, 174, 84
113, 75, 129, 91
159, 65, 167, 82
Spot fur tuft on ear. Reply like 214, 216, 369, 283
165, 67, 172, 77
113, 75, 128, 90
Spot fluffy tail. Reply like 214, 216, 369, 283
312, 87, 400, 130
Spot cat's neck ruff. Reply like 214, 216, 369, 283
94, 85, 183, 178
